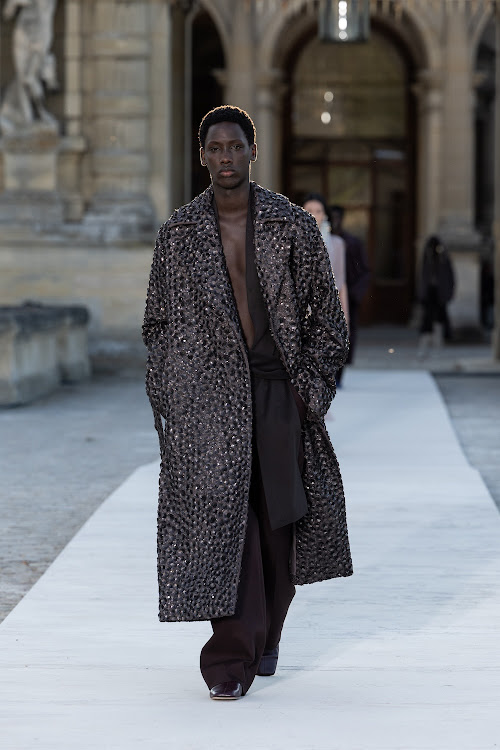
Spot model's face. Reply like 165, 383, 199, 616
303, 199, 326, 228
200, 122, 257, 190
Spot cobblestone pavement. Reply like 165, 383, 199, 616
434, 375, 500, 512
0, 371, 158, 623
1, 329, 499, 624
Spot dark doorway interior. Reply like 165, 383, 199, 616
284, 23, 416, 324
191, 11, 225, 199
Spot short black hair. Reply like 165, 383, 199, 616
330, 205, 345, 218
302, 192, 329, 216
199, 105, 256, 149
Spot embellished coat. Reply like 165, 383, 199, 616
143, 183, 353, 623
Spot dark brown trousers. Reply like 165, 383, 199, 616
200, 456, 295, 695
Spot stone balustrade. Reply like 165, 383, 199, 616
0, 302, 91, 406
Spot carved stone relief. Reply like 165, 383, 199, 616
0, 0, 59, 136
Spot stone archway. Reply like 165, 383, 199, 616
253, 1, 439, 325
281, 18, 419, 324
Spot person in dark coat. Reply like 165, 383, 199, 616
418, 235, 455, 355
142, 106, 352, 702
330, 205, 370, 371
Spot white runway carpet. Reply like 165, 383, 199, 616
1, 371, 499, 749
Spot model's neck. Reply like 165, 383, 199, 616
213, 181, 251, 217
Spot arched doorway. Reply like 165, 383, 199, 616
190, 8, 225, 199
284, 23, 416, 324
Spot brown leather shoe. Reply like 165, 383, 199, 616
257, 645, 279, 676
209, 681, 243, 700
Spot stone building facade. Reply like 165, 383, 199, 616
0, 0, 497, 338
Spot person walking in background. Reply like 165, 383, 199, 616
143, 106, 352, 702
417, 234, 455, 357
303, 193, 349, 386
330, 205, 370, 368
302, 193, 350, 328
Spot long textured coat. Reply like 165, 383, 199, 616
143, 183, 353, 622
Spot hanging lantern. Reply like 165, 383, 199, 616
318, 0, 371, 43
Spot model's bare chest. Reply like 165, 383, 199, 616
219, 215, 246, 283
218, 212, 254, 345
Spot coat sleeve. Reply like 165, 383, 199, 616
142, 224, 170, 424
142, 223, 169, 351
294, 216, 349, 420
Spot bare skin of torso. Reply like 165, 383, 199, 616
218, 206, 255, 348
199, 120, 258, 349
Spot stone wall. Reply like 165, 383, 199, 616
0, 0, 496, 335
0, 303, 90, 406
0, 245, 152, 341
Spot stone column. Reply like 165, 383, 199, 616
168, 2, 189, 210
253, 69, 284, 191
82, 0, 155, 242
438, 7, 481, 331
149, 0, 172, 220
222, 2, 256, 116
413, 70, 443, 258
59, 0, 87, 222
493, 7, 500, 359
438, 7, 480, 248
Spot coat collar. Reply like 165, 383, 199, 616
168, 183, 294, 323
252, 184, 291, 313
169, 182, 292, 230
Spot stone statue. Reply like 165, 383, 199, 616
0, 0, 59, 136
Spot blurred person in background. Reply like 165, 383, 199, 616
417, 234, 455, 357
330, 205, 370, 369
303, 193, 349, 385
303, 193, 349, 327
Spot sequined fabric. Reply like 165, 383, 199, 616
143, 183, 352, 622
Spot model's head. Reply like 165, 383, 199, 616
199, 106, 257, 191
303, 192, 329, 229
198, 106, 256, 149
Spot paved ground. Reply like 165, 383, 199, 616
434, 375, 500, 511
353, 324, 498, 373
0, 373, 158, 622
1, 327, 499, 624
1, 371, 499, 749
352, 325, 500, 511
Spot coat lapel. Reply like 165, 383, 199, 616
170, 183, 292, 336
252, 183, 291, 315
171, 187, 241, 332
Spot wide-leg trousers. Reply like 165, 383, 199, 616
199, 455, 295, 695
